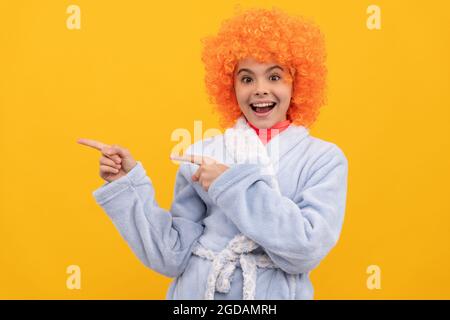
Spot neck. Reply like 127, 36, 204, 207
246, 118, 291, 144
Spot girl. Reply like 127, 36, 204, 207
78, 7, 348, 300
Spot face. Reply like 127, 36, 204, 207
233, 58, 293, 129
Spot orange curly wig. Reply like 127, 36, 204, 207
201, 7, 328, 129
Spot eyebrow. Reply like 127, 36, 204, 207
237, 65, 284, 75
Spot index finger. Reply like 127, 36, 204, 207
170, 154, 215, 165
77, 138, 110, 151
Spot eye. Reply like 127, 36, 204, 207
241, 76, 253, 84
269, 74, 281, 81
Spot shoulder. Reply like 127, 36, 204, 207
300, 134, 348, 177
308, 135, 347, 163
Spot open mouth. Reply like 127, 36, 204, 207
250, 102, 277, 114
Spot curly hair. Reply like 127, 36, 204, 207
201, 7, 328, 129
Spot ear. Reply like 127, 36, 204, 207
291, 66, 296, 76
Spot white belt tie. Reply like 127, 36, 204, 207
192, 234, 297, 300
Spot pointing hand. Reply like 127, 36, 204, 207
77, 138, 137, 182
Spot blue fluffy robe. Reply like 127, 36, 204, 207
93, 121, 348, 299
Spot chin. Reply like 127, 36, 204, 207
248, 117, 277, 129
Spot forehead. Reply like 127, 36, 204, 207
235, 58, 284, 73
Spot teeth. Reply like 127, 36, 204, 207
251, 102, 275, 107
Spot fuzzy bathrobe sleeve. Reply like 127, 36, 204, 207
92, 161, 206, 278
207, 145, 348, 275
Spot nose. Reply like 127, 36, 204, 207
253, 83, 269, 97
255, 91, 268, 96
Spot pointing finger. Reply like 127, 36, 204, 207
170, 154, 216, 165
78, 138, 121, 164
170, 154, 201, 165
77, 138, 109, 151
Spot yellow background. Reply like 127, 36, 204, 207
1, 0, 449, 299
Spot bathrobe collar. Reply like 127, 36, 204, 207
230, 115, 310, 167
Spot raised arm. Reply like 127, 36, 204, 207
92, 161, 206, 278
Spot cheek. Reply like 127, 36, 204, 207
234, 85, 249, 104
275, 89, 292, 113
280, 84, 293, 102
273, 87, 292, 102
